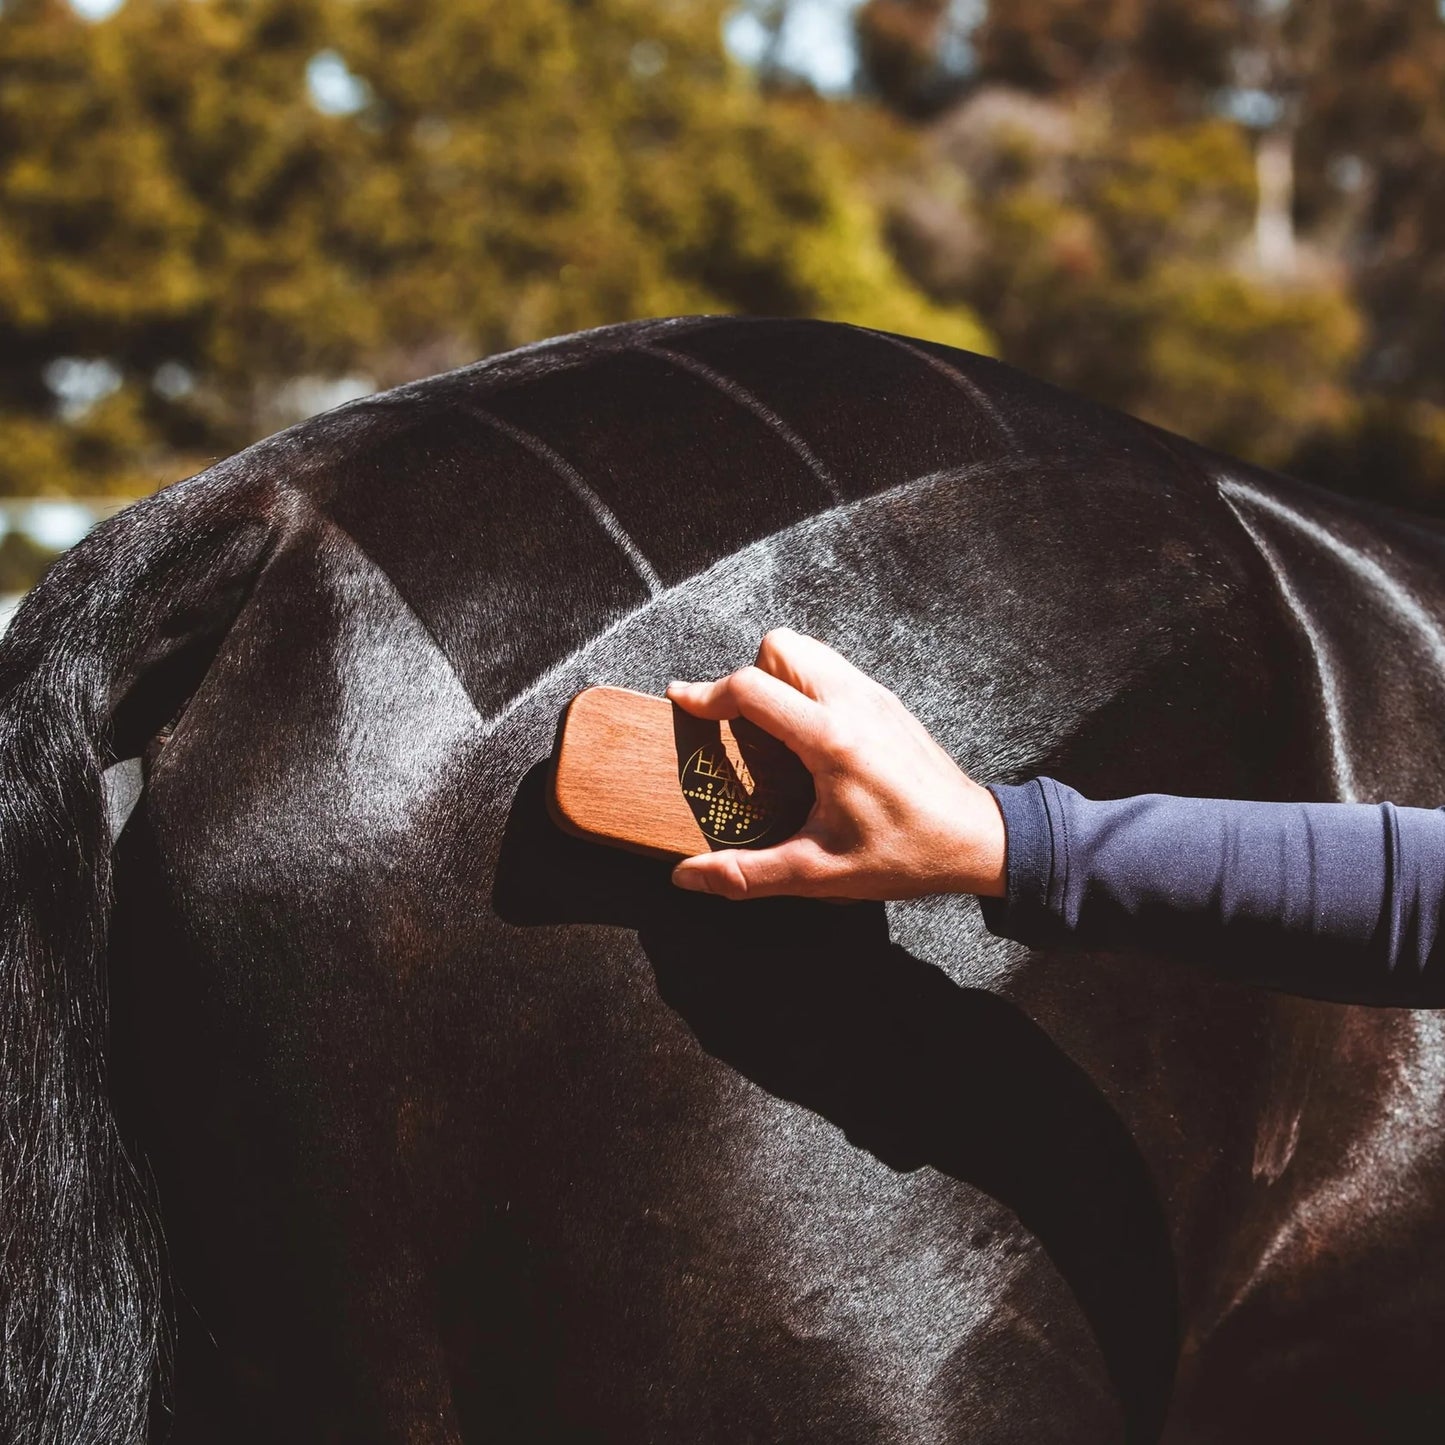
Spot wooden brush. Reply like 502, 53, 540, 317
548, 686, 815, 860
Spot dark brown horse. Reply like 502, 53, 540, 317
4, 316, 1445, 1444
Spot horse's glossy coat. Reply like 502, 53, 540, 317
7, 317, 1445, 1443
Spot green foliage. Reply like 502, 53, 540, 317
972, 0, 1142, 95
0, 531, 61, 594
0, 0, 985, 497
12, 0, 1445, 514
851, 0, 1445, 509
1130, 262, 1361, 466
881, 97, 1360, 470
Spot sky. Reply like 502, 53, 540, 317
724, 0, 862, 95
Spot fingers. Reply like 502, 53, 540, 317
753, 627, 872, 702
666, 665, 830, 768
667, 628, 881, 756
671, 835, 841, 900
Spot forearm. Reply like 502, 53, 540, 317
979, 778, 1445, 1007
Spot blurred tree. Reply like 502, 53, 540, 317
0, 0, 376, 493
1283, 2, 1445, 503
1299, 3, 1445, 397
0, 531, 63, 594
884, 94, 1358, 468
855, 0, 965, 119
335, 0, 984, 375
971, 0, 1142, 94
851, 0, 1445, 508
9, 0, 1445, 513
0, 0, 985, 498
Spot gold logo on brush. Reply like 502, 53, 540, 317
679, 740, 777, 845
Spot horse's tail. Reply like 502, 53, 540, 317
0, 469, 281, 1445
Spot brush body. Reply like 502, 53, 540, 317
548, 686, 814, 859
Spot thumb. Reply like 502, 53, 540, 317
671, 836, 834, 901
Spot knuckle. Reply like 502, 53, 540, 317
757, 628, 795, 668
788, 856, 829, 895
820, 720, 862, 766
718, 855, 752, 899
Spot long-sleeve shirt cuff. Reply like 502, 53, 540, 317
979, 779, 1060, 944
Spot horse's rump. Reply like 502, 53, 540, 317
8, 316, 1445, 1442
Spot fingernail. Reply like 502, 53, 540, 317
672, 868, 707, 893
667, 680, 691, 693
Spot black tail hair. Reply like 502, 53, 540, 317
0, 472, 277, 1445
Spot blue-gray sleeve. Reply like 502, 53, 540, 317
978, 778, 1445, 1007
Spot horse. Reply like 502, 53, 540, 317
4, 314, 1445, 1445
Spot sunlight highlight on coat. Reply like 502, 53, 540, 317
321, 520, 482, 834
1222, 476, 1445, 680
735, 1112, 1022, 1429
861, 329, 1016, 443
1211, 474, 1445, 1344
454, 401, 665, 596
1217, 483, 1359, 800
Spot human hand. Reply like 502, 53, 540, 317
665, 629, 1006, 902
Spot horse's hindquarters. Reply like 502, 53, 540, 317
101, 314, 1436, 1441
105, 497, 1152, 1442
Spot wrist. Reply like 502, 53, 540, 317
972, 783, 1008, 897
936, 780, 1007, 897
